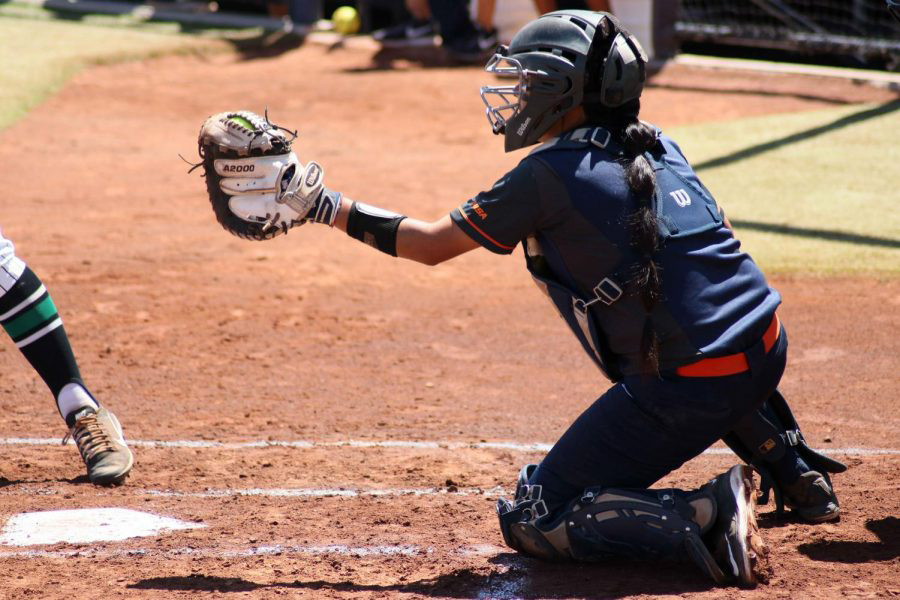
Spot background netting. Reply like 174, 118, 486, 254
676, 0, 900, 69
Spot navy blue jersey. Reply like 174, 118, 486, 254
451, 127, 780, 377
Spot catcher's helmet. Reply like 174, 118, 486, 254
481, 10, 648, 152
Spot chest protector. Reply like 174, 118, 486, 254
524, 126, 746, 380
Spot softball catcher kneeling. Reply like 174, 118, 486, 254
192, 10, 845, 587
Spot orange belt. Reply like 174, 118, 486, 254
676, 313, 781, 378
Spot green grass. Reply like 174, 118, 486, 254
0, 8, 253, 131
669, 101, 900, 275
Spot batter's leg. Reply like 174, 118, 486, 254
0, 231, 133, 485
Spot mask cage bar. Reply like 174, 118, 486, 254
480, 53, 528, 135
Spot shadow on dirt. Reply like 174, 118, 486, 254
757, 511, 800, 528
222, 31, 305, 61
0, 475, 92, 488
129, 554, 716, 597
344, 46, 488, 72
797, 517, 900, 563
756, 507, 846, 528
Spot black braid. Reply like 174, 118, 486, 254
583, 23, 662, 373
620, 117, 662, 373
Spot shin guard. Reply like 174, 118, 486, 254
724, 390, 846, 515
496, 466, 725, 582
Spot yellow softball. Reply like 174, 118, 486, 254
332, 6, 361, 35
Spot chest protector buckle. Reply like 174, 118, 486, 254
573, 277, 623, 313
590, 128, 612, 149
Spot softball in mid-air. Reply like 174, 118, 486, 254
332, 6, 361, 35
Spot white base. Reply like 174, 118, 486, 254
0, 508, 205, 546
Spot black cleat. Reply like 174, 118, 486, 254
704, 465, 770, 587
783, 470, 840, 523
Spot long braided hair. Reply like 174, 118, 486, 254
583, 21, 662, 373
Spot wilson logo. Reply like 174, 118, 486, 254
305, 165, 321, 186
223, 164, 255, 173
516, 117, 531, 137
669, 188, 691, 207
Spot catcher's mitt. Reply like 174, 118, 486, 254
196, 111, 338, 240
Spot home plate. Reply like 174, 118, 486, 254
0, 508, 205, 546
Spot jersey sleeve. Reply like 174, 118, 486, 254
450, 160, 542, 255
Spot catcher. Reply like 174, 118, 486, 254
194, 10, 845, 587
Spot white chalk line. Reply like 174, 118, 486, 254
2, 437, 898, 456
1, 438, 549, 451
0, 543, 428, 559
0, 484, 508, 499
145, 486, 507, 498
0, 541, 527, 599
0, 541, 517, 560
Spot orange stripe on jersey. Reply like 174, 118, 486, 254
457, 206, 515, 252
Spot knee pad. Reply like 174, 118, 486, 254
724, 390, 847, 514
497, 467, 718, 571
496, 463, 562, 559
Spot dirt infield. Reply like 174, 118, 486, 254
0, 42, 898, 599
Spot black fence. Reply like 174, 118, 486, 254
676, 0, 900, 69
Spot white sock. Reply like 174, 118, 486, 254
57, 383, 99, 424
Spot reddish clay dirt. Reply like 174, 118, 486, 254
0, 42, 897, 599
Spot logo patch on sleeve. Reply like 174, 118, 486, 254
471, 202, 488, 220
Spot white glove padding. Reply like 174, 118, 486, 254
214, 152, 339, 232
196, 110, 341, 240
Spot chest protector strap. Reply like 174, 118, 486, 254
524, 127, 629, 382
528, 126, 628, 158
525, 236, 625, 382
